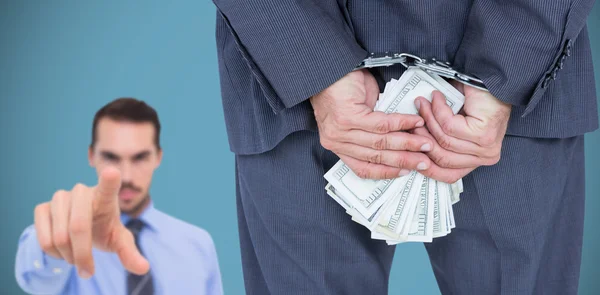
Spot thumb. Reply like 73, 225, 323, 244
94, 166, 122, 209
113, 225, 150, 275
363, 69, 380, 110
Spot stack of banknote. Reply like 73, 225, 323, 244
324, 67, 465, 244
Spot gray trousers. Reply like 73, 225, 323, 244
235, 130, 585, 295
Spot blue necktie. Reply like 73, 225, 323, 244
126, 219, 154, 295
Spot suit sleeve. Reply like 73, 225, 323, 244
15, 225, 72, 295
453, 0, 596, 117
212, 0, 368, 113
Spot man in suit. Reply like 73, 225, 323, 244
212, 1, 598, 294
15, 98, 223, 295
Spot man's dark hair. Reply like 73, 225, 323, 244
90, 98, 161, 149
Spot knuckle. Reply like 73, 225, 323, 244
382, 170, 397, 179
69, 220, 88, 235
40, 240, 55, 253
392, 117, 407, 130
34, 203, 47, 216
395, 155, 407, 169
52, 190, 69, 202
429, 151, 447, 167
372, 136, 387, 150
478, 133, 496, 147
354, 167, 370, 179
481, 147, 496, 158
436, 155, 450, 168
333, 115, 350, 127
72, 183, 87, 191
374, 120, 391, 133
367, 151, 382, 164
53, 231, 70, 247
319, 138, 332, 150
438, 135, 453, 150
441, 120, 453, 135
486, 154, 501, 165
393, 136, 409, 150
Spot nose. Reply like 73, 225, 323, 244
119, 161, 133, 182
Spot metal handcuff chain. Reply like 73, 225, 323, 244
354, 52, 488, 92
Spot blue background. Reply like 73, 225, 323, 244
1, 2, 598, 294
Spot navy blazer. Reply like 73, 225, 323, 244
213, 0, 598, 155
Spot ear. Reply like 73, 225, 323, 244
155, 148, 163, 168
88, 145, 95, 167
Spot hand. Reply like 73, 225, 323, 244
33, 167, 149, 278
413, 85, 511, 181
310, 69, 434, 179
410, 126, 475, 183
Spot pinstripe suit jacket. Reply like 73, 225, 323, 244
213, 0, 598, 155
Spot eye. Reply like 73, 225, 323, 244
102, 154, 119, 162
133, 153, 149, 162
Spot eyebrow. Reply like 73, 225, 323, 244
99, 150, 152, 161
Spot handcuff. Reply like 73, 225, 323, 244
353, 52, 488, 92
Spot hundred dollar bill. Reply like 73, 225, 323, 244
405, 176, 434, 242
446, 185, 456, 230
374, 172, 421, 240
324, 161, 406, 218
377, 67, 464, 115
325, 67, 465, 217
437, 180, 450, 237
324, 67, 467, 244
430, 179, 446, 238
326, 183, 393, 229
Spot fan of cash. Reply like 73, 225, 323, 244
324, 67, 465, 244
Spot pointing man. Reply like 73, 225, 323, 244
15, 98, 223, 295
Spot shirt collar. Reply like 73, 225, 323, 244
120, 200, 161, 233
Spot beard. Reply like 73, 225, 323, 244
121, 193, 150, 215
119, 181, 150, 216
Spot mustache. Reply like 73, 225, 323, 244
120, 182, 142, 192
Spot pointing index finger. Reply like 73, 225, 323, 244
94, 166, 121, 207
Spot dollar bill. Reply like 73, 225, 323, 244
324, 67, 467, 244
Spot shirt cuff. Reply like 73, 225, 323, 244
17, 225, 72, 276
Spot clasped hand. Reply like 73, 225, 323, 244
311, 69, 511, 182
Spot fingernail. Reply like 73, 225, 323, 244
414, 99, 421, 110
420, 143, 431, 152
79, 270, 92, 279
417, 162, 428, 170
398, 169, 411, 177
415, 120, 424, 127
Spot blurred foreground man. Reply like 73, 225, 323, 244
15, 98, 223, 295
213, 1, 598, 294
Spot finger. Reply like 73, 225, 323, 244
351, 111, 424, 134
50, 190, 74, 264
419, 161, 475, 184
412, 127, 488, 169
338, 154, 406, 180
340, 129, 433, 152
430, 91, 481, 143
363, 69, 380, 109
417, 96, 486, 155
113, 225, 150, 275
333, 142, 431, 171
69, 185, 94, 278
34, 203, 61, 259
93, 166, 122, 212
